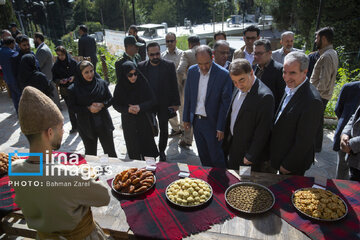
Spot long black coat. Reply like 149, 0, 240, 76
113, 61, 159, 159
78, 34, 97, 66
68, 65, 114, 140
270, 80, 323, 175
223, 78, 274, 170
254, 59, 285, 112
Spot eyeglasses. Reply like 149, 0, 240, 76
149, 52, 160, 57
254, 51, 266, 56
127, 72, 138, 78
166, 40, 175, 43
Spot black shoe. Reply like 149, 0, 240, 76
179, 140, 191, 148
70, 128, 77, 134
159, 152, 167, 162
169, 129, 182, 137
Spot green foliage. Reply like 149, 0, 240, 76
60, 32, 78, 55
293, 34, 306, 50
0, 1, 18, 30
96, 45, 118, 83
149, 0, 177, 26
70, 0, 98, 30
176, 35, 189, 51
325, 46, 360, 118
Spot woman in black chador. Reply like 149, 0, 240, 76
52, 46, 78, 133
68, 60, 117, 157
113, 61, 159, 160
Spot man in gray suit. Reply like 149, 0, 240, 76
34, 32, 61, 109
340, 105, 360, 181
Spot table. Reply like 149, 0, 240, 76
87, 156, 309, 240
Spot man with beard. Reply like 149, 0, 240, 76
272, 31, 301, 64
128, 25, 147, 61
310, 27, 338, 152
9, 86, 110, 239
0, 36, 21, 113
11, 35, 34, 83
138, 42, 180, 161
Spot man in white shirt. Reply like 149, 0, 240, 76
233, 25, 260, 65
161, 32, 184, 137
223, 59, 274, 171
272, 31, 301, 64
183, 45, 232, 167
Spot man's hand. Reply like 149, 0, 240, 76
169, 106, 179, 111
88, 102, 104, 113
243, 157, 252, 165
184, 122, 191, 130
216, 131, 224, 141
280, 166, 291, 174
340, 134, 351, 153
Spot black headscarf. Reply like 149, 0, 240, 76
73, 61, 110, 106
113, 61, 153, 107
52, 53, 77, 84
18, 54, 52, 96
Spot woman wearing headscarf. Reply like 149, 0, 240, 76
68, 60, 117, 157
52, 46, 78, 133
113, 61, 159, 160
18, 53, 54, 98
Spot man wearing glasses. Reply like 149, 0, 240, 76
233, 25, 260, 65
253, 39, 285, 111
138, 42, 180, 162
161, 32, 184, 138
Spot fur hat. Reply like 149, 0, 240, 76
18, 87, 63, 135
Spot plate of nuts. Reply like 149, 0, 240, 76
112, 168, 156, 196
292, 188, 348, 221
225, 182, 275, 213
165, 178, 213, 208
0, 152, 20, 175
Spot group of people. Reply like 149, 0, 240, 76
2, 23, 358, 180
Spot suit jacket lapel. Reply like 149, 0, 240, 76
205, 63, 216, 102
192, 66, 200, 103
235, 78, 258, 124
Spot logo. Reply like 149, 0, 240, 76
8, 150, 43, 176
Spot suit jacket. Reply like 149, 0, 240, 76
136, 36, 147, 61
177, 47, 197, 81
333, 81, 360, 151
78, 34, 97, 66
35, 43, 53, 80
254, 59, 285, 111
138, 59, 180, 109
115, 52, 141, 83
183, 62, 232, 132
342, 105, 360, 170
232, 45, 246, 60
223, 78, 274, 170
270, 79, 323, 174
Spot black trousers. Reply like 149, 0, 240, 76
155, 108, 169, 153
350, 167, 360, 181
80, 129, 117, 158
63, 95, 77, 129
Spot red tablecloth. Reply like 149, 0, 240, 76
0, 152, 86, 218
269, 176, 360, 240
108, 162, 239, 240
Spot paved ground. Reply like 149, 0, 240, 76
0, 84, 338, 179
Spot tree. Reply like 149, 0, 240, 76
149, 0, 176, 26
0, 1, 18, 30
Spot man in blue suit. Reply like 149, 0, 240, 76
183, 45, 232, 168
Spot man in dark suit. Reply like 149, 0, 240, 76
254, 39, 285, 112
223, 59, 274, 171
270, 51, 323, 176
138, 42, 180, 161
128, 25, 147, 61
333, 81, 360, 179
78, 25, 97, 68
183, 45, 232, 168
213, 31, 235, 62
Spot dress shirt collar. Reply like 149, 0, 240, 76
37, 42, 44, 49
244, 48, 253, 57
198, 64, 212, 77
285, 78, 307, 96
